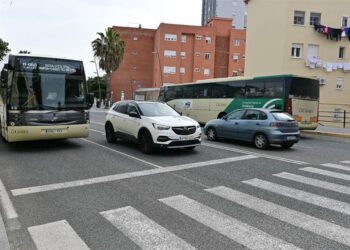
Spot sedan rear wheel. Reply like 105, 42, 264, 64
207, 127, 218, 141
254, 133, 269, 149
105, 123, 117, 143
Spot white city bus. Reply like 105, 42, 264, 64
0, 54, 94, 142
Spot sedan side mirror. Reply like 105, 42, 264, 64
129, 111, 140, 118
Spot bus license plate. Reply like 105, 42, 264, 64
41, 128, 68, 135
287, 136, 296, 140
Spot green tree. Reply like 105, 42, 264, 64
87, 75, 107, 100
0, 38, 10, 61
91, 28, 125, 102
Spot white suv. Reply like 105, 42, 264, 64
105, 101, 202, 153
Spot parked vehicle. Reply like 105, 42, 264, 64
204, 108, 300, 149
105, 101, 202, 153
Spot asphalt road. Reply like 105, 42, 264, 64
1, 110, 350, 249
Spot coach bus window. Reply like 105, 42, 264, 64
227, 81, 246, 98
264, 81, 284, 98
246, 81, 264, 98
183, 86, 194, 98
174, 87, 183, 99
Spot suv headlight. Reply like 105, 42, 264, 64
153, 123, 170, 130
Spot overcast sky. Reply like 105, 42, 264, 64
0, 0, 202, 77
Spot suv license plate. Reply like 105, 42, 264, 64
287, 136, 296, 140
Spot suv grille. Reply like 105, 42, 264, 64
172, 126, 196, 135
168, 139, 200, 147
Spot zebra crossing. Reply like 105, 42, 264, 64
27, 161, 350, 249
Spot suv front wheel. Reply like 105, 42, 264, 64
139, 131, 154, 154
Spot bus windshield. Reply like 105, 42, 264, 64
10, 72, 87, 110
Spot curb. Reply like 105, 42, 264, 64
0, 213, 10, 250
302, 130, 350, 139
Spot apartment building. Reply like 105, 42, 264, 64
245, 0, 350, 113
110, 18, 246, 101
202, 0, 247, 29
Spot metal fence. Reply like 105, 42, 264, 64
319, 110, 350, 128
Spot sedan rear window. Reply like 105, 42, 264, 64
271, 112, 294, 121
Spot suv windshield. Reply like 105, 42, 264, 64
10, 72, 87, 110
272, 112, 295, 121
138, 103, 179, 117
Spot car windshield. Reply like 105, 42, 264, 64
138, 103, 180, 117
10, 72, 87, 110
271, 112, 295, 121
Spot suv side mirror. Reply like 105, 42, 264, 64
0, 69, 8, 88
129, 110, 140, 118
87, 93, 94, 108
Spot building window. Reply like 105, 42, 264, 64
195, 52, 201, 57
164, 50, 176, 58
342, 16, 348, 27
205, 37, 212, 44
233, 54, 240, 62
133, 37, 138, 41
336, 77, 343, 90
294, 11, 305, 25
234, 39, 240, 46
181, 35, 187, 43
180, 51, 186, 59
196, 35, 202, 40
205, 53, 211, 60
232, 71, 238, 76
194, 68, 200, 73
310, 12, 321, 26
180, 67, 185, 74
164, 34, 177, 41
204, 68, 210, 76
163, 66, 176, 74
339, 47, 346, 59
291, 44, 303, 58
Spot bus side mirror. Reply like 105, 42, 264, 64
87, 93, 94, 108
0, 69, 8, 88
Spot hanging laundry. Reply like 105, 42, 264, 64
326, 63, 333, 72
343, 63, 350, 71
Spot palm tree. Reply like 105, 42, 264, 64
91, 28, 125, 104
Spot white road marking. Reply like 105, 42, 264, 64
11, 155, 258, 196
202, 142, 308, 165
160, 195, 300, 250
89, 129, 105, 135
293, 144, 312, 149
243, 178, 350, 215
206, 186, 350, 247
342, 161, 350, 164
28, 220, 89, 250
90, 121, 105, 126
81, 138, 163, 169
321, 163, 350, 172
274, 172, 350, 195
300, 167, 350, 181
0, 179, 18, 220
101, 206, 195, 250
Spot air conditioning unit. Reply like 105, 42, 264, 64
318, 77, 326, 85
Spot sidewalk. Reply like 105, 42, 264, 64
302, 125, 350, 138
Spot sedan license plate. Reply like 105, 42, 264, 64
287, 136, 296, 140
41, 128, 68, 135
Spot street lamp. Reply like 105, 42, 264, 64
152, 49, 163, 86
90, 59, 102, 103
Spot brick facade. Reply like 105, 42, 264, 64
110, 17, 245, 102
